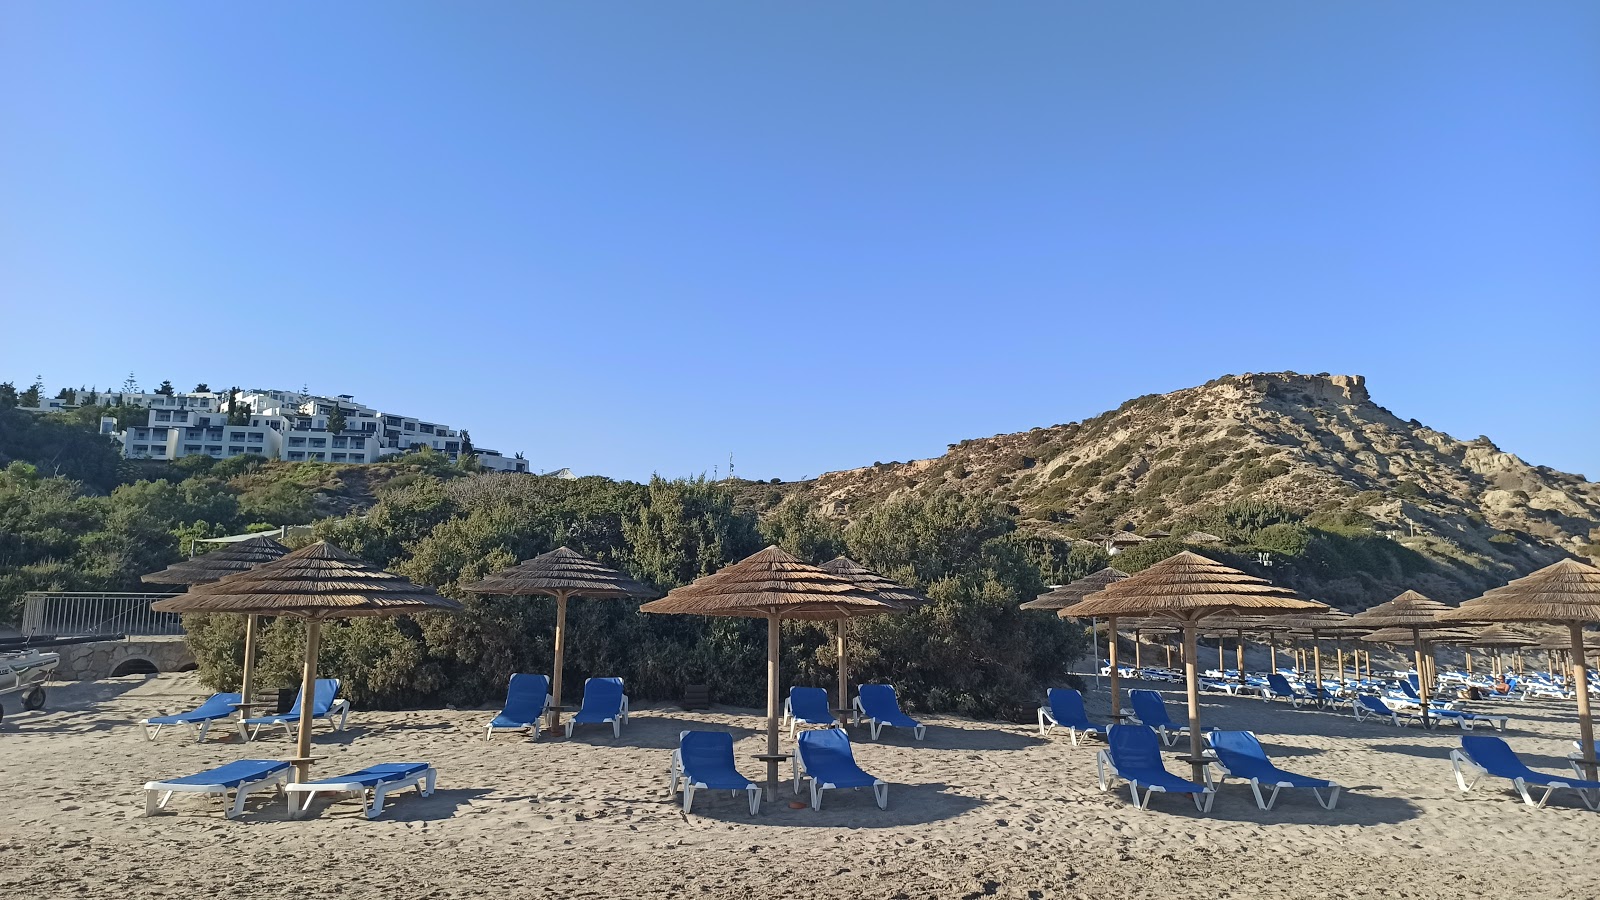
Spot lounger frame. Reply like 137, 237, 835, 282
1095, 750, 1215, 812
1451, 749, 1600, 810
144, 765, 290, 819
286, 766, 437, 819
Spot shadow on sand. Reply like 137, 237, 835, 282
671, 781, 983, 828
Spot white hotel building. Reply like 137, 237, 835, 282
109, 389, 529, 472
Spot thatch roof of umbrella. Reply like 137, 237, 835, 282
1124, 617, 1180, 635
1277, 608, 1366, 636
1360, 626, 1478, 644
1108, 532, 1148, 545
1182, 531, 1224, 544
151, 541, 460, 618
1471, 624, 1539, 650
142, 536, 290, 585
820, 557, 930, 609
1534, 630, 1600, 651
1349, 590, 1461, 628
639, 546, 884, 620
1438, 559, 1600, 625
1203, 614, 1295, 634
1058, 552, 1323, 622
459, 546, 656, 599
1025, 568, 1129, 612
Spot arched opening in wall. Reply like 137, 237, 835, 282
111, 658, 160, 677
176, 662, 198, 672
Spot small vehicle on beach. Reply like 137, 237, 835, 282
0, 634, 118, 723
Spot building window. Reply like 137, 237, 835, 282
206, 445, 223, 454
332, 437, 347, 448
151, 428, 168, 439
289, 437, 306, 447
310, 452, 325, 461
348, 437, 365, 448
228, 446, 245, 455
184, 445, 202, 454
249, 433, 264, 443
310, 438, 326, 448
230, 432, 245, 441
331, 453, 346, 462
288, 451, 305, 461
151, 446, 166, 456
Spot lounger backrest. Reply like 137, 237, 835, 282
1267, 674, 1295, 696
858, 684, 901, 718
193, 693, 243, 717
1208, 730, 1269, 767
679, 731, 737, 775
790, 686, 831, 720
797, 727, 855, 772
1107, 724, 1164, 771
579, 677, 625, 714
1460, 735, 1535, 778
1129, 690, 1171, 727
1398, 679, 1421, 700
285, 678, 341, 717
1048, 688, 1089, 726
502, 673, 551, 722
1357, 695, 1393, 716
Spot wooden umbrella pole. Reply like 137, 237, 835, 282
1165, 639, 1173, 669
551, 591, 569, 728
239, 613, 259, 720
766, 612, 781, 800
1182, 623, 1205, 783
1235, 633, 1246, 684
294, 617, 323, 782
1570, 623, 1597, 781
835, 619, 850, 725
1336, 645, 1345, 691
1413, 630, 1431, 728
1216, 641, 1224, 673
1312, 637, 1323, 697
1465, 650, 1472, 677
1270, 640, 1278, 674
1134, 634, 1143, 670
1107, 617, 1121, 718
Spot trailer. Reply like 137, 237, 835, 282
0, 634, 122, 723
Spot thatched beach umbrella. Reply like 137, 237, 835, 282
1471, 624, 1537, 677
153, 541, 460, 779
1441, 559, 1600, 778
639, 546, 884, 799
1058, 552, 1324, 780
142, 536, 291, 723
819, 558, 926, 722
1035, 568, 1131, 714
1361, 626, 1476, 688
1280, 609, 1364, 691
1349, 591, 1467, 727
461, 547, 656, 728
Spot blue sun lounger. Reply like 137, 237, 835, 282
286, 762, 437, 818
669, 731, 761, 815
1205, 730, 1341, 809
793, 728, 888, 810
240, 678, 350, 740
565, 677, 629, 738
144, 759, 291, 818
1451, 735, 1600, 810
486, 673, 552, 741
783, 686, 838, 738
853, 684, 925, 740
1096, 724, 1214, 812
1128, 690, 1189, 747
141, 692, 241, 742
1429, 706, 1510, 732
1037, 688, 1108, 746
1353, 694, 1424, 727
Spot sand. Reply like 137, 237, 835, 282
3, 673, 1597, 900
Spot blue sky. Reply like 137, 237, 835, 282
2, 4, 1596, 481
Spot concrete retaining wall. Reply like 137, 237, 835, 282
54, 636, 196, 680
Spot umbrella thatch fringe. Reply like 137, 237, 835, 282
460, 547, 656, 599
152, 542, 460, 618
141, 537, 291, 585
640, 546, 886, 619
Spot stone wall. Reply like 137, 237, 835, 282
54, 636, 196, 680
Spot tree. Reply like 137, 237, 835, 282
18, 376, 44, 408
326, 405, 346, 436
155, 380, 175, 396
226, 388, 251, 425
459, 429, 475, 458
193, 383, 210, 393
121, 372, 139, 393
0, 382, 16, 410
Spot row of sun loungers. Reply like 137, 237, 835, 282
141, 679, 351, 743
144, 759, 437, 819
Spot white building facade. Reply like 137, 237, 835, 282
101, 388, 528, 472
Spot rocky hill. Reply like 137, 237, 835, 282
783, 372, 1599, 603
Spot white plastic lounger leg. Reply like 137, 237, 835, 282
1095, 751, 1113, 792
810, 779, 823, 811
746, 785, 761, 815
229, 772, 286, 819
194, 721, 211, 743
1450, 750, 1484, 796
612, 717, 621, 739
913, 724, 926, 740
1193, 789, 1215, 813
1314, 786, 1341, 809
143, 723, 163, 741
334, 700, 351, 731
565, 720, 575, 739
1037, 709, 1049, 736
873, 780, 888, 809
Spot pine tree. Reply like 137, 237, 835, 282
18, 376, 43, 408
0, 382, 17, 410
122, 372, 139, 393
327, 405, 346, 436
193, 382, 210, 393
460, 429, 475, 458
155, 380, 175, 396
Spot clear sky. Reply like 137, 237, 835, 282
2, 3, 1596, 481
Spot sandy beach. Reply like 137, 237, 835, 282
4, 673, 1597, 900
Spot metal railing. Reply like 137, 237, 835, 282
19, 592, 184, 638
